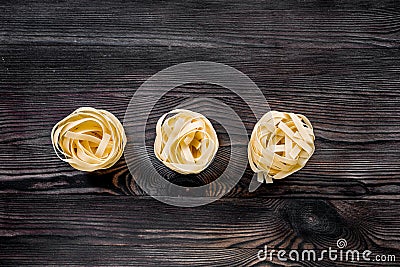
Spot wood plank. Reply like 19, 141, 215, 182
1, 46, 399, 197
0, 195, 399, 266
1, 1, 400, 266
1, 0, 400, 48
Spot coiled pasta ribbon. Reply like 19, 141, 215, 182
154, 109, 219, 174
51, 107, 126, 172
248, 111, 315, 183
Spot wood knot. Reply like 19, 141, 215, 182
282, 200, 344, 239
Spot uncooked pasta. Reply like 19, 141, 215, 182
154, 109, 219, 174
248, 111, 315, 183
51, 107, 126, 171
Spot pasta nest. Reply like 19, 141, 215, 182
248, 111, 315, 183
51, 107, 126, 171
154, 109, 219, 174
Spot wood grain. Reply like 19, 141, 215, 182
1, 0, 400, 266
0, 195, 399, 266
2, 0, 400, 48
0, 46, 399, 197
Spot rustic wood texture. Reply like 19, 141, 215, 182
1, 0, 400, 266
1, 196, 400, 266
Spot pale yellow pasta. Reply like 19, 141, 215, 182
248, 111, 315, 183
51, 107, 126, 172
154, 109, 219, 174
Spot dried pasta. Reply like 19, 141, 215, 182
154, 109, 219, 174
248, 111, 315, 183
51, 107, 126, 172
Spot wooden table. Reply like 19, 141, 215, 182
1, 0, 400, 266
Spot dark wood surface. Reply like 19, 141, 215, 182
1, 0, 400, 266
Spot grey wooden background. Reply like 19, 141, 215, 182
1, 0, 400, 266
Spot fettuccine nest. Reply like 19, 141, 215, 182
248, 111, 315, 183
51, 107, 126, 171
154, 109, 219, 174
